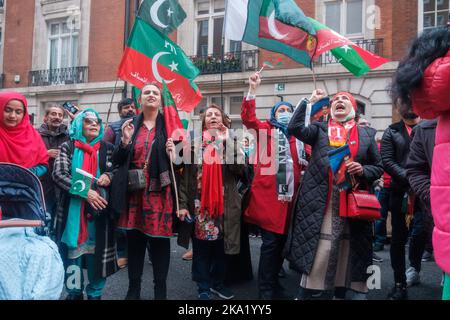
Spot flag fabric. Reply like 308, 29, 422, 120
161, 81, 187, 142
307, 18, 389, 77
328, 144, 352, 192
69, 169, 92, 199
225, 0, 317, 68
138, 0, 187, 35
117, 17, 202, 112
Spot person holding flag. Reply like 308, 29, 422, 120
52, 109, 117, 300
241, 72, 304, 300
110, 82, 178, 300
285, 90, 382, 300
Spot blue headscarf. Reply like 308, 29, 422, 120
269, 101, 294, 138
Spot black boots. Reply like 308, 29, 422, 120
65, 293, 84, 300
387, 283, 408, 300
125, 279, 141, 300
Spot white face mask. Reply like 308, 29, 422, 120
277, 112, 293, 125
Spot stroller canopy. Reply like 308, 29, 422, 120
0, 163, 46, 222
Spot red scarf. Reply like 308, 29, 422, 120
0, 92, 49, 168
74, 140, 100, 246
200, 130, 224, 219
327, 118, 360, 216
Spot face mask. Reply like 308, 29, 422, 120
277, 112, 292, 125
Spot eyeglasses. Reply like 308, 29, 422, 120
83, 118, 100, 126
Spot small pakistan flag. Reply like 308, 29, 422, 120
69, 169, 92, 199
138, 0, 187, 35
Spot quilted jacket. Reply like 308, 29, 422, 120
284, 99, 383, 279
411, 49, 450, 274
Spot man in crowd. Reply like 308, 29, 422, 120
103, 98, 137, 146
381, 101, 424, 300
38, 104, 70, 229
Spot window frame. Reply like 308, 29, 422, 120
419, 0, 450, 31
322, 0, 366, 39
47, 20, 80, 70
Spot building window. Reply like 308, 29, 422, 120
195, 0, 241, 56
324, 0, 364, 37
48, 20, 79, 70
423, 0, 449, 30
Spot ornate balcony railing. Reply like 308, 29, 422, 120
29, 66, 88, 87
190, 50, 259, 75
316, 38, 384, 66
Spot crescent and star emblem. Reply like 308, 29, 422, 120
150, 0, 169, 29
268, 10, 288, 40
73, 180, 86, 193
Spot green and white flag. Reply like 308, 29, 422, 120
138, 0, 187, 34
69, 168, 93, 199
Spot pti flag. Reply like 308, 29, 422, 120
307, 18, 389, 77
118, 17, 202, 112
225, 0, 317, 68
138, 0, 187, 34
162, 80, 187, 142
69, 168, 93, 199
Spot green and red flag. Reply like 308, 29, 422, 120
225, 0, 317, 68
307, 18, 389, 77
69, 168, 93, 199
161, 80, 187, 142
117, 17, 202, 112
138, 0, 187, 35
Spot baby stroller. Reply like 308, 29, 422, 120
0, 163, 64, 300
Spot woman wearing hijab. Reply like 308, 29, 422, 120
0, 92, 48, 176
391, 25, 450, 300
110, 83, 176, 300
285, 89, 383, 300
177, 104, 245, 300
52, 109, 117, 300
241, 73, 303, 300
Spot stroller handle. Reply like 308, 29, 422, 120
0, 220, 44, 228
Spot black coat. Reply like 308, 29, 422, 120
380, 121, 414, 192
405, 119, 437, 211
284, 99, 383, 278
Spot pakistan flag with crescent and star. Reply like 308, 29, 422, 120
138, 0, 187, 35
69, 169, 92, 199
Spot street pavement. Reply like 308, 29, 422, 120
61, 237, 443, 300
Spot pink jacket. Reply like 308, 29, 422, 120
413, 49, 450, 274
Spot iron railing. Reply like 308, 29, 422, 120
0, 74, 4, 89
316, 38, 384, 66
29, 66, 88, 87
190, 50, 259, 75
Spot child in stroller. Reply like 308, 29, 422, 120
0, 163, 64, 300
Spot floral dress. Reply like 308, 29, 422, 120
194, 163, 224, 241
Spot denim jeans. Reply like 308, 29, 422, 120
64, 254, 106, 298
374, 187, 390, 245
192, 238, 226, 294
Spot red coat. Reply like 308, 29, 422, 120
241, 98, 302, 235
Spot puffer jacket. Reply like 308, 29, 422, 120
412, 48, 450, 274
284, 99, 383, 278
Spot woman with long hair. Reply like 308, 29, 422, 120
110, 82, 176, 300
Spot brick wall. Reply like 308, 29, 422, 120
88, 0, 126, 82
3, 0, 35, 88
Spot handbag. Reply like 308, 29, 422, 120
127, 140, 154, 192
344, 190, 381, 222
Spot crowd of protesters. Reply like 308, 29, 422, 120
1, 26, 450, 301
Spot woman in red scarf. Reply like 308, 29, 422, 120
285, 90, 383, 300
0, 92, 48, 176
177, 105, 245, 300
